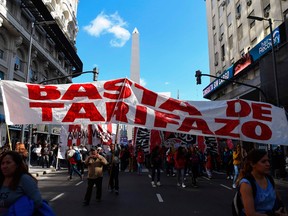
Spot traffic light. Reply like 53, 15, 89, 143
195, 70, 202, 85
93, 67, 99, 81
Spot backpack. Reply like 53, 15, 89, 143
74, 150, 81, 161
232, 175, 275, 216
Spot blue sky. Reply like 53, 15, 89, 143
73, 0, 210, 101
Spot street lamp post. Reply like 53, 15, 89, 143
247, 15, 280, 107
38, 68, 99, 171
195, 70, 268, 101
20, 20, 56, 171
38, 67, 99, 84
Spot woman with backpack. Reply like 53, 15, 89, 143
235, 149, 287, 216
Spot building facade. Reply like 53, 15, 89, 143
204, 0, 288, 150
204, 0, 288, 106
0, 0, 82, 147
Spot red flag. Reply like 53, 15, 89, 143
149, 130, 162, 151
97, 124, 112, 145
67, 125, 81, 146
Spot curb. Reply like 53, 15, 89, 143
30, 168, 56, 178
274, 178, 288, 186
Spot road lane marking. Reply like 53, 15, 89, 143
202, 176, 210, 181
220, 184, 232, 190
156, 193, 164, 202
76, 181, 83, 186
50, 193, 64, 202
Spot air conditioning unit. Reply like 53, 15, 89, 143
14, 64, 19, 70
212, 25, 216, 30
247, 0, 252, 6
236, 13, 241, 19
214, 61, 219, 66
264, 11, 269, 18
221, 0, 226, 7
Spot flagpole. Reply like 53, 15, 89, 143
6, 125, 12, 150
108, 123, 120, 190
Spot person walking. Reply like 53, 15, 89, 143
166, 146, 175, 177
136, 146, 145, 175
41, 142, 50, 168
236, 149, 287, 215
150, 145, 162, 187
83, 147, 108, 206
66, 145, 82, 180
232, 144, 242, 188
222, 146, 233, 180
33, 144, 42, 166
174, 146, 187, 188
205, 150, 213, 179
107, 144, 121, 194
188, 146, 200, 187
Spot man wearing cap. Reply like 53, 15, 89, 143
83, 147, 108, 206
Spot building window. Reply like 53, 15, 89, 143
215, 52, 219, 66
0, 49, 4, 60
284, 9, 288, 20
237, 24, 243, 40
251, 37, 257, 46
236, 3, 241, 14
263, 0, 270, 7
214, 33, 217, 45
236, 3, 241, 19
212, 0, 215, 9
0, 71, 4, 80
0, 34, 5, 60
212, 15, 216, 29
248, 11, 255, 28
227, 13, 232, 26
264, 4, 270, 18
219, 5, 223, 17
229, 35, 233, 49
220, 24, 224, 37
221, 44, 225, 61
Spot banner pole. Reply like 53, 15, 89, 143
6, 125, 12, 150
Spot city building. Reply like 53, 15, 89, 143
204, 0, 288, 150
0, 0, 82, 147
204, 0, 288, 109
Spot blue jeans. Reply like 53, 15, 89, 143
233, 165, 240, 184
176, 168, 185, 184
151, 165, 160, 182
137, 162, 143, 174
69, 164, 82, 179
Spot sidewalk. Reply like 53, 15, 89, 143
29, 165, 56, 178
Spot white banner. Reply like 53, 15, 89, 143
1, 78, 288, 145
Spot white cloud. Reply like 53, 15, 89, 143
140, 78, 146, 86
164, 82, 170, 85
83, 11, 131, 47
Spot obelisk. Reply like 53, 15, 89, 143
127, 28, 140, 142
130, 28, 140, 83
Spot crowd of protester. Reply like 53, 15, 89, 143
1, 139, 288, 214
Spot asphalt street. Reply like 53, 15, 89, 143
34, 168, 288, 216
